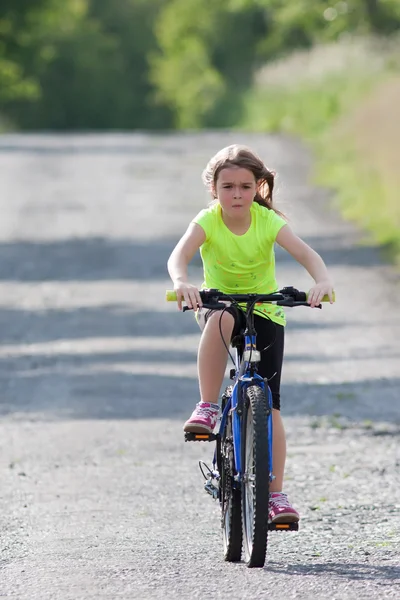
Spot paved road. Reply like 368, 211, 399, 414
0, 133, 399, 599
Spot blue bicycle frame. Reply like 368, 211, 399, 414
214, 332, 274, 483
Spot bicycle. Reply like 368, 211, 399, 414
166, 286, 333, 568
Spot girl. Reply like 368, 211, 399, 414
167, 145, 334, 523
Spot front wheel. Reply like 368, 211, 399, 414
220, 403, 242, 562
241, 384, 271, 568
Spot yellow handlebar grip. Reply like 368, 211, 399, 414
323, 291, 335, 303
305, 291, 335, 303
166, 290, 177, 302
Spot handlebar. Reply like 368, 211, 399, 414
166, 287, 335, 309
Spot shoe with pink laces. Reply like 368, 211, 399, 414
183, 402, 219, 433
269, 492, 300, 523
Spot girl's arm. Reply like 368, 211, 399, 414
276, 224, 334, 307
167, 222, 206, 310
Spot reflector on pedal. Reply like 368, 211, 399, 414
184, 432, 218, 442
269, 521, 298, 531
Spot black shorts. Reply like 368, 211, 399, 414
197, 305, 284, 410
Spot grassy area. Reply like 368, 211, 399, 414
240, 36, 400, 264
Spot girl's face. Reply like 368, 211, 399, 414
214, 167, 257, 218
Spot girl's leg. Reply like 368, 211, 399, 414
183, 310, 235, 432
255, 316, 299, 521
197, 310, 235, 404
254, 317, 286, 487
270, 409, 286, 492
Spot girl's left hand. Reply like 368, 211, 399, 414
307, 280, 335, 307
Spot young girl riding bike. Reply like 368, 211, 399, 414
167, 144, 334, 524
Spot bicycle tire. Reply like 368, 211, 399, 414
241, 384, 270, 568
220, 397, 242, 562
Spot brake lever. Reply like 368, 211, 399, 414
182, 301, 226, 312
303, 302, 322, 309
277, 300, 322, 309
202, 302, 227, 309
301, 301, 322, 309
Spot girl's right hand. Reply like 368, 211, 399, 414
174, 282, 203, 311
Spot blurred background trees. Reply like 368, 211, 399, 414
0, 0, 399, 130
0, 0, 170, 129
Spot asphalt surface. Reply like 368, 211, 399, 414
0, 132, 399, 599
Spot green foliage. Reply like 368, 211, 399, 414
150, 1, 225, 128
318, 128, 400, 259
0, 58, 39, 104
150, 0, 266, 127
1, 0, 400, 129
5, 0, 171, 129
241, 37, 400, 263
258, 0, 400, 57
0, 0, 87, 124
151, 0, 400, 128
241, 71, 375, 137
0, 0, 172, 129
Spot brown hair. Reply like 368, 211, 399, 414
202, 144, 284, 217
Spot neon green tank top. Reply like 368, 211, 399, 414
193, 201, 287, 326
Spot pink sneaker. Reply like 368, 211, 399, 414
269, 492, 300, 523
183, 402, 219, 433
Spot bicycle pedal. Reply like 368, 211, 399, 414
184, 432, 218, 442
268, 522, 299, 532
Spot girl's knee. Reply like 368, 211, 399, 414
207, 310, 235, 334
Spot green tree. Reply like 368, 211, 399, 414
0, 1, 86, 111
2, 0, 400, 130
151, 0, 267, 128
151, 0, 400, 129
8, 0, 171, 129
235, 0, 400, 59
